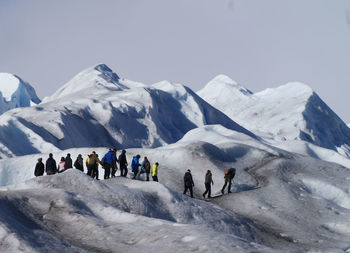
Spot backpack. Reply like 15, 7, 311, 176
145, 161, 150, 172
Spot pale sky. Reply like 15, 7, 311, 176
1, 0, 350, 121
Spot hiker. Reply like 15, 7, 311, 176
94, 154, 102, 179
34, 158, 45, 177
203, 170, 214, 198
45, 153, 57, 175
221, 168, 236, 194
58, 157, 67, 173
74, 154, 84, 172
102, 149, 116, 179
131, 154, 141, 179
118, 150, 128, 177
111, 149, 118, 177
86, 151, 101, 179
152, 162, 159, 182
65, 153, 73, 169
140, 157, 151, 181
183, 169, 195, 198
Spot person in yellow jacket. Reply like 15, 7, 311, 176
152, 162, 159, 182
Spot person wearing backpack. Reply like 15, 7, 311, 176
58, 157, 67, 173
34, 158, 45, 177
45, 153, 57, 175
202, 170, 214, 198
140, 157, 151, 181
118, 150, 128, 177
152, 162, 159, 182
131, 154, 141, 179
102, 149, 116, 179
221, 168, 236, 194
74, 154, 84, 172
183, 169, 195, 198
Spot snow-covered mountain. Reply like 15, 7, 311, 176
0, 64, 254, 158
1, 125, 350, 252
198, 75, 350, 157
0, 73, 41, 114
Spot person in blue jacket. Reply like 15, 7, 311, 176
131, 154, 141, 179
102, 149, 117, 179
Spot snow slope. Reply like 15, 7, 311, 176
0, 73, 41, 114
198, 75, 350, 158
1, 125, 350, 252
0, 64, 254, 158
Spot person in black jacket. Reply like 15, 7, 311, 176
45, 153, 57, 175
74, 154, 84, 172
65, 153, 73, 169
118, 150, 128, 177
34, 158, 45, 177
221, 168, 236, 194
183, 169, 195, 198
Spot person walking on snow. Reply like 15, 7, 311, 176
65, 153, 73, 169
34, 158, 45, 177
102, 149, 116, 179
45, 153, 57, 175
58, 157, 67, 173
131, 154, 141, 179
111, 149, 118, 177
152, 162, 159, 182
140, 157, 151, 181
87, 151, 101, 179
183, 169, 195, 198
118, 150, 128, 177
203, 170, 214, 198
74, 154, 84, 172
221, 168, 236, 194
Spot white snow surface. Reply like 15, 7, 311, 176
1, 126, 350, 252
0, 64, 254, 159
0, 73, 41, 114
198, 76, 350, 157
2, 65, 350, 252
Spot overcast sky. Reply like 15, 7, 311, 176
1, 0, 350, 121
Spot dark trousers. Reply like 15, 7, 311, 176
111, 163, 117, 177
120, 165, 127, 177
152, 175, 158, 182
203, 183, 211, 198
87, 164, 95, 177
132, 169, 139, 179
221, 178, 232, 194
184, 185, 193, 198
146, 172, 150, 181
104, 163, 111, 179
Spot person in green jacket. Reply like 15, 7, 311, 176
152, 162, 159, 182
203, 170, 214, 198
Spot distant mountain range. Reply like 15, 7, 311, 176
0, 64, 349, 162
0, 64, 253, 158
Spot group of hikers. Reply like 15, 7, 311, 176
34, 149, 160, 181
34, 149, 236, 199
183, 167, 236, 198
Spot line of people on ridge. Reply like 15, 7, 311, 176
183, 167, 236, 198
35, 150, 236, 199
34, 149, 160, 181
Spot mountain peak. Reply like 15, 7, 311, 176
258, 82, 314, 99
44, 64, 126, 102
0, 73, 41, 114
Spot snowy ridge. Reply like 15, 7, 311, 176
198, 77, 350, 157
1, 127, 350, 251
0, 73, 41, 114
0, 65, 255, 158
